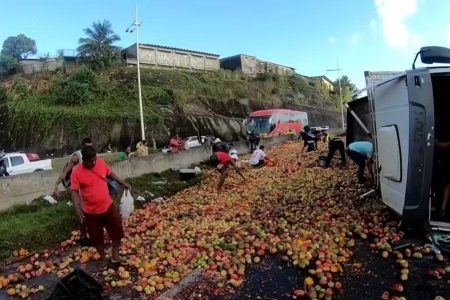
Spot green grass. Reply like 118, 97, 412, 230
0, 170, 202, 263
0, 196, 77, 262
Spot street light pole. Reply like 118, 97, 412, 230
126, 5, 145, 140
327, 59, 345, 131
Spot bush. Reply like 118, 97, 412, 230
53, 67, 100, 105
10, 77, 30, 99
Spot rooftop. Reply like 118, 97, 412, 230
221, 54, 294, 70
134, 43, 219, 57
309, 75, 335, 85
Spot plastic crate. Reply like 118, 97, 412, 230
48, 269, 103, 300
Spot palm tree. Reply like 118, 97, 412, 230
77, 20, 121, 69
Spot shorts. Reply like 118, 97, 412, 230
84, 203, 124, 248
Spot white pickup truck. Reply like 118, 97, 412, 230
1, 153, 52, 176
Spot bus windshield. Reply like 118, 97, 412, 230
246, 116, 273, 134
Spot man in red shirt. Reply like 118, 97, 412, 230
71, 146, 130, 263
210, 151, 245, 194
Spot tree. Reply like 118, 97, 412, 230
334, 75, 357, 103
1, 34, 37, 60
0, 34, 37, 73
334, 75, 356, 94
77, 20, 121, 70
0, 55, 18, 73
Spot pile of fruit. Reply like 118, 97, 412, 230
0, 141, 448, 299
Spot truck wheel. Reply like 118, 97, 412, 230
34, 169, 44, 172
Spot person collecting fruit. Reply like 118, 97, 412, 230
210, 151, 245, 194
346, 140, 374, 184
54, 137, 93, 246
71, 145, 131, 264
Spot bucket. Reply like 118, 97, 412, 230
179, 169, 196, 181
318, 156, 327, 168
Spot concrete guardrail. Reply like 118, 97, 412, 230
0, 136, 290, 211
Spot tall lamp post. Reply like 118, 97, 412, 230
327, 60, 345, 131
126, 5, 145, 140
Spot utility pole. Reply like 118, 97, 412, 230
126, 5, 145, 140
327, 59, 345, 131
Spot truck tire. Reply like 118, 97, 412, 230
34, 169, 44, 172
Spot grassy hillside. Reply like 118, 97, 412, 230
0, 66, 339, 151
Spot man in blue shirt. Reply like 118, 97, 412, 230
346, 141, 374, 184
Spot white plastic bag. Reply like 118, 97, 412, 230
120, 190, 134, 218
43, 195, 57, 205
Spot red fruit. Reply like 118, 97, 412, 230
428, 269, 441, 279
381, 291, 389, 300
335, 281, 342, 289
391, 283, 404, 293
293, 289, 305, 297
436, 268, 446, 276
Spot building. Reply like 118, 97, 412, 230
220, 54, 294, 76
123, 43, 220, 71
309, 75, 335, 92
18, 58, 63, 74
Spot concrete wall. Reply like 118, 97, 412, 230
221, 54, 294, 76
19, 59, 63, 74
0, 136, 289, 212
124, 44, 220, 71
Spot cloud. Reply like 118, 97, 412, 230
328, 36, 336, 45
350, 33, 362, 46
369, 19, 378, 33
373, 0, 420, 50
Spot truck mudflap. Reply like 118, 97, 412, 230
401, 70, 434, 221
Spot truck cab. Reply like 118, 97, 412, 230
349, 47, 450, 252
1, 153, 53, 175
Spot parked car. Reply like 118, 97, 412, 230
184, 136, 206, 150
1, 153, 52, 176
310, 126, 330, 132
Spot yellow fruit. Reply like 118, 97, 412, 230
305, 277, 314, 286
7, 288, 16, 296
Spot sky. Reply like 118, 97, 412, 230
1, 0, 450, 89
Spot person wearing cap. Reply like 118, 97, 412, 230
229, 149, 241, 168
211, 138, 229, 154
210, 151, 245, 194
249, 145, 267, 167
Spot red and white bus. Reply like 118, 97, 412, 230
245, 109, 308, 137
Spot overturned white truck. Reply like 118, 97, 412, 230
348, 46, 450, 251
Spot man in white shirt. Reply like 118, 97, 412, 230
249, 145, 267, 167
